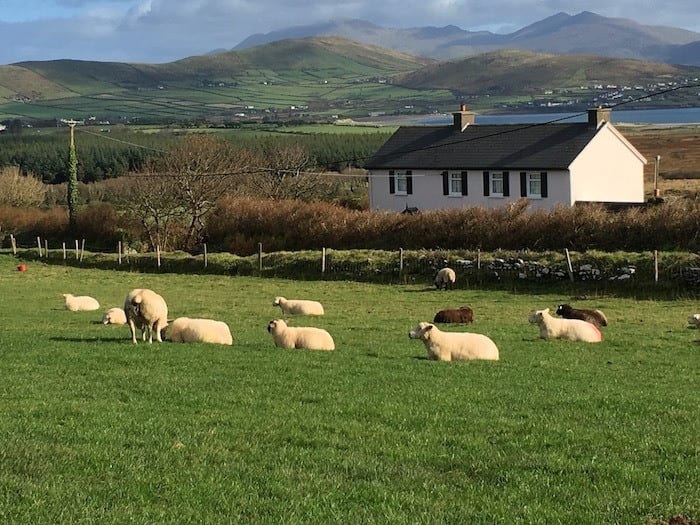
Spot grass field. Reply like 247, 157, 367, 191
0, 254, 698, 524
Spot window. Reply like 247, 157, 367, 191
520, 171, 548, 198
491, 172, 504, 196
389, 170, 413, 195
396, 173, 408, 194
449, 173, 462, 195
483, 171, 509, 197
443, 171, 468, 196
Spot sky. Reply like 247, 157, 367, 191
1, 0, 699, 65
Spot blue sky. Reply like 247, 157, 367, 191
1, 0, 698, 64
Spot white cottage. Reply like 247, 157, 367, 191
365, 106, 646, 211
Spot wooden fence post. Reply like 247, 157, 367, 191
477, 248, 481, 270
399, 248, 404, 274
157, 245, 161, 268
322, 247, 326, 273
203, 243, 208, 268
80, 239, 85, 262
654, 250, 659, 283
74, 240, 79, 260
118, 241, 122, 265
36, 236, 42, 257
44, 239, 48, 258
62, 242, 66, 260
10, 234, 16, 255
564, 248, 574, 282
258, 243, 263, 272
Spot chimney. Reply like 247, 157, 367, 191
588, 106, 612, 129
453, 103, 475, 131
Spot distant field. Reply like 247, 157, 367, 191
0, 254, 697, 524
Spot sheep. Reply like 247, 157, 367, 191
555, 303, 608, 328
168, 317, 233, 345
123, 288, 168, 344
272, 296, 325, 316
408, 321, 499, 361
688, 314, 700, 328
102, 307, 127, 325
266, 319, 335, 351
433, 306, 474, 324
434, 267, 456, 290
529, 308, 602, 343
63, 293, 100, 312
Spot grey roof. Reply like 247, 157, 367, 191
365, 123, 600, 171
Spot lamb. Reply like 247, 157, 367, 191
63, 294, 100, 312
433, 306, 474, 324
266, 319, 335, 351
273, 296, 325, 316
556, 303, 608, 328
529, 308, 602, 343
102, 307, 127, 325
434, 267, 456, 290
408, 322, 499, 361
123, 288, 168, 344
688, 314, 700, 328
168, 317, 233, 345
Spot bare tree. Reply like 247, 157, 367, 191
0, 166, 46, 207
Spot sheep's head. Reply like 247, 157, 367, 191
267, 319, 287, 334
528, 308, 550, 324
555, 304, 572, 316
688, 314, 700, 328
272, 297, 283, 307
409, 322, 434, 341
102, 312, 112, 324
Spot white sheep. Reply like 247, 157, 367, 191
168, 317, 233, 345
528, 308, 602, 343
688, 314, 700, 328
434, 267, 456, 290
273, 296, 325, 316
123, 288, 168, 344
408, 321, 499, 361
63, 293, 100, 312
266, 319, 335, 351
102, 307, 127, 325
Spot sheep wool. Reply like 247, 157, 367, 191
63, 294, 100, 312
168, 317, 233, 345
123, 288, 169, 344
408, 322, 499, 361
273, 296, 325, 316
434, 268, 456, 290
433, 306, 474, 324
529, 308, 602, 343
556, 303, 608, 327
267, 319, 335, 351
102, 307, 127, 325
688, 314, 700, 328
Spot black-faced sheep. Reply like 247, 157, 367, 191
123, 288, 168, 344
688, 314, 700, 328
273, 296, 324, 316
63, 294, 100, 312
555, 303, 608, 327
168, 317, 233, 345
266, 319, 335, 351
434, 268, 456, 290
408, 322, 499, 361
529, 308, 602, 343
433, 306, 474, 324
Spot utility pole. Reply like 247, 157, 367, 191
63, 119, 80, 230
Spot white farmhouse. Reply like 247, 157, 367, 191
365, 105, 646, 211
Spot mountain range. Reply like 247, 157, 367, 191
233, 11, 700, 66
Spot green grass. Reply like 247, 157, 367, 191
0, 254, 698, 524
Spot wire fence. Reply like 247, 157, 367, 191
5, 233, 700, 291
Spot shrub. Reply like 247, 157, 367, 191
0, 167, 46, 207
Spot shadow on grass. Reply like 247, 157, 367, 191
49, 336, 126, 343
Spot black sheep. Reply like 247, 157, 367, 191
555, 303, 608, 327
433, 306, 474, 324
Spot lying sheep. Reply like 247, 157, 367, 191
168, 317, 233, 345
102, 307, 127, 325
529, 308, 602, 343
63, 293, 100, 312
124, 288, 168, 344
556, 303, 608, 327
266, 319, 335, 351
433, 306, 474, 324
434, 267, 456, 290
408, 321, 499, 361
688, 314, 700, 328
273, 296, 325, 316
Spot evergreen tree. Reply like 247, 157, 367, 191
67, 135, 79, 230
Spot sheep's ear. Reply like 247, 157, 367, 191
425, 324, 434, 331
544, 308, 550, 313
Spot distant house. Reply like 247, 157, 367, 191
365, 105, 646, 212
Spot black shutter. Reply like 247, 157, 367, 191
483, 171, 490, 196
520, 172, 527, 197
389, 170, 395, 194
442, 171, 449, 195
406, 171, 413, 195
461, 171, 468, 196
541, 172, 548, 198
503, 171, 510, 196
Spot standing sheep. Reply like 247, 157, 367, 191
408, 322, 499, 361
529, 308, 602, 343
168, 317, 233, 345
556, 303, 608, 327
433, 306, 474, 324
266, 319, 335, 351
434, 268, 456, 290
63, 294, 100, 312
102, 307, 127, 325
273, 296, 325, 316
123, 288, 168, 344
